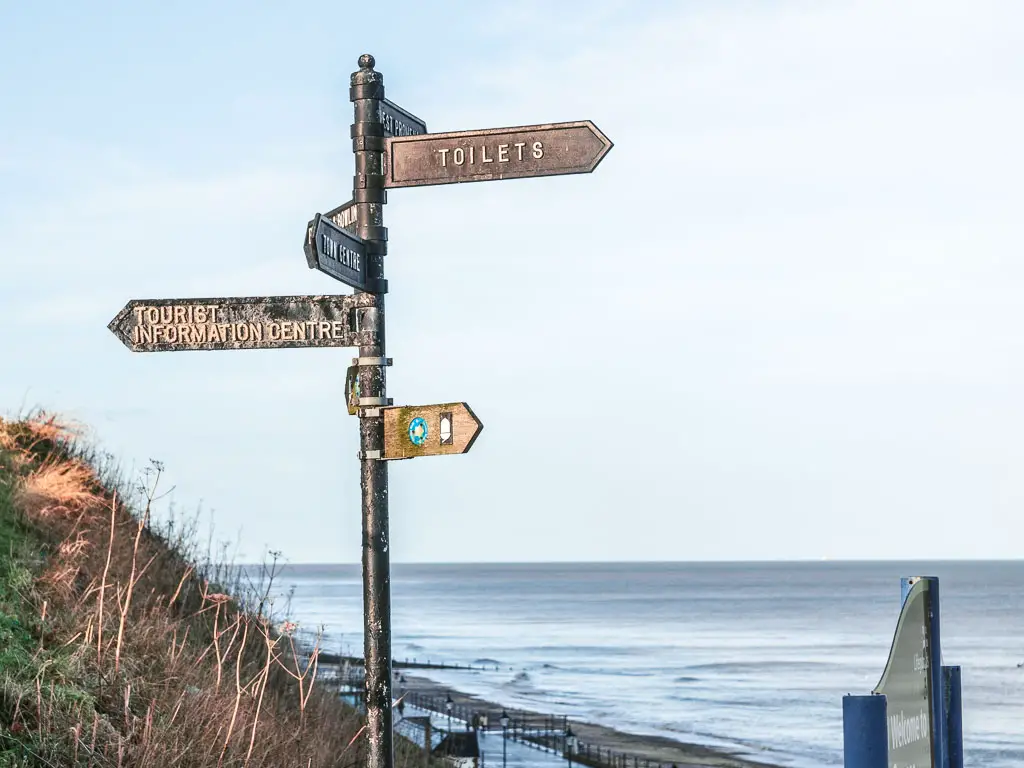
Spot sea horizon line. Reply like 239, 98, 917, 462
232, 556, 1023, 568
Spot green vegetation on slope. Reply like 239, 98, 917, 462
0, 412, 431, 768
0, 421, 69, 765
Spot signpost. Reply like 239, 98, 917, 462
300, 56, 610, 768
380, 403, 483, 460
107, 294, 375, 352
111, 52, 612, 768
383, 121, 612, 188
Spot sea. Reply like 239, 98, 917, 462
273, 560, 1024, 768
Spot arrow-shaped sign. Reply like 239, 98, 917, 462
324, 199, 358, 233
383, 120, 612, 189
304, 214, 379, 293
378, 98, 427, 138
107, 294, 377, 352
382, 403, 483, 460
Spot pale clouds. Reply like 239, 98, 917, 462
4, 1, 1024, 562
463, 0, 1023, 184
1, 157, 338, 295
368, 0, 1024, 561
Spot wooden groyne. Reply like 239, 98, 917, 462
399, 689, 689, 768
319, 656, 779, 768
332, 680, 739, 768
317, 652, 499, 672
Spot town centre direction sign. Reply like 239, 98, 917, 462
108, 53, 612, 768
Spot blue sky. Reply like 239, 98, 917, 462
2, 1, 1023, 563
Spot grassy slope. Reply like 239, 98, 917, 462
0, 413, 432, 768
0, 422, 59, 765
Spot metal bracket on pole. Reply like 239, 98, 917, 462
359, 449, 382, 461
353, 357, 393, 367
361, 408, 382, 418
358, 396, 392, 407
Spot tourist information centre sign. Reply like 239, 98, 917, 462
108, 294, 375, 352
109, 53, 613, 768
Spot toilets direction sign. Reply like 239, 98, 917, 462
383, 121, 612, 188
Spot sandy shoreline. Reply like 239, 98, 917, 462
395, 673, 785, 768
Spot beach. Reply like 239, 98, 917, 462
391, 673, 785, 768
288, 561, 1024, 768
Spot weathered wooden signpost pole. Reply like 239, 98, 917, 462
350, 54, 394, 768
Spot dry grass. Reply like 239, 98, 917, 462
0, 410, 433, 768
15, 460, 101, 520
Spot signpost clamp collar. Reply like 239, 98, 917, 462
353, 357, 393, 367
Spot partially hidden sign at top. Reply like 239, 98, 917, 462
384, 121, 613, 188
873, 578, 935, 768
325, 199, 357, 233
378, 98, 427, 138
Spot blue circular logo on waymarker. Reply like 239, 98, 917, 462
408, 417, 428, 446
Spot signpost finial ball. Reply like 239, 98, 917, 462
358, 54, 375, 70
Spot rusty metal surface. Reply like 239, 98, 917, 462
383, 120, 613, 188
352, 53, 396, 768
107, 294, 376, 352
378, 97, 427, 138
